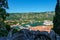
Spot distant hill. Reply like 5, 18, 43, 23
6, 11, 55, 21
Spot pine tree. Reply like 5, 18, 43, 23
53, 0, 60, 35
0, 0, 9, 21
0, 0, 10, 36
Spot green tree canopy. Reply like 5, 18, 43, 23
0, 0, 8, 8
0, 0, 9, 21
53, 0, 60, 35
0, 0, 10, 37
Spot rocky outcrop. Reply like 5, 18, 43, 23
6, 29, 60, 40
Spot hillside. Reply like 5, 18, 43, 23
6, 11, 55, 25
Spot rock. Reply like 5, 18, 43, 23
0, 37, 6, 40
7, 29, 51, 40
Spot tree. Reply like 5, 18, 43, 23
0, 0, 10, 36
0, 0, 8, 8
53, 0, 60, 35
0, 0, 9, 21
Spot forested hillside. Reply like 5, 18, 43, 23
6, 11, 55, 25
6, 11, 55, 20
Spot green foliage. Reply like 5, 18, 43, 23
0, 8, 6, 21
0, 0, 10, 37
0, 30, 8, 37
0, 21, 11, 37
6, 12, 55, 25
12, 29, 18, 34
0, 0, 9, 21
53, 0, 60, 35
5, 24, 11, 31
0, 22, 8, 37
7, 12, 55, 21
0, 0, 8, 8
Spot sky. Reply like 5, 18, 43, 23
6, 0, 57, 13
